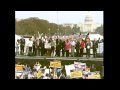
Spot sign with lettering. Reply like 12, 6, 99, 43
50, 60, 61, 68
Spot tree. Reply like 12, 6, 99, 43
95, 25, 103, 35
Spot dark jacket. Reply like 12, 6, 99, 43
20, 38, 25, 46
75, 41, 80, 50
85, 42, 91, 49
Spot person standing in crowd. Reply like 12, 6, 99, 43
41, 39, 45, 56
61, 39, 66, 57
33, 39, 37, 56
75, 40, 80, 57
51, 39, 55, 57
28, 38, 33, 56
38, 39, 42, 56
44, 38, 48, 56
93, 38, 98, 58
20, 36, 25, 55
65, 39, 71, 57
80, 39, 85, 57
24, 39, 29, 56
71, 39, 76, 57
79, 38, 82, 56
36, 39, 40, 56
56, 37, 59, 56
86, 38, 91, 58
47, 38, 52, 56
16, 39, 20, 56
58, 39, 62, 57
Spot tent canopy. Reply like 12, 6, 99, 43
89, 34, 103, 40
15, 34, 22, 43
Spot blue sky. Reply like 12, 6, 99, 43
15, 11, 103, 24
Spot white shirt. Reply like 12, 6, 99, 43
71, 41, 76, 46
28, 41, 33, 47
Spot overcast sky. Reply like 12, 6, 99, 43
15, 11, 103, 24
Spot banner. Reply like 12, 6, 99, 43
50, 60, 61, 68
15, 65, 24, 71
70, 70, 83, 78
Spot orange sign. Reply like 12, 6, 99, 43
15, 65, 24, 71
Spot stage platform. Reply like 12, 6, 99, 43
15, 56, 103, 61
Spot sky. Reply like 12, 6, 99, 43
15, 11, 103, 24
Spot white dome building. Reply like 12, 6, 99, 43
78, 12, 102, 32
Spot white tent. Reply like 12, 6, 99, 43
15, 34, 22, 47
89, 34, 103, 41
15, 34, 22, 42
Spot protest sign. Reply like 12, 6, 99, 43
87, 74, 101, 79
16, 64, 24, 71
50, 60, 61, 68
36, 70, 42, 78
65, 64, 75, 76
70, 70, 83, 78
74, 62, 86, 70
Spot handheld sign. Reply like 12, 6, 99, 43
87, 74, 101, 79
15, 64, 24, 71
36, 70, 42, 79
70, 70, 83, 78
50, 60, 61, 68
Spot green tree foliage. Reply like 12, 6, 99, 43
15, 17, 73, 35
95, 25, 103, 35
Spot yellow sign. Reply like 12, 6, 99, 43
70, 70, 83, 78
50, 60, 61, 68
87, 74, 101, 79
15, 65, 24, 71
36, 70, 42, 78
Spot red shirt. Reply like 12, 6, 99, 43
65, 42, 71, 50
81, 41, 85, 48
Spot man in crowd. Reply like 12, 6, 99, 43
93, 38, 98, 58
61, 38, 66, 57
85, 38, 91, 59
20, 36, 25, 55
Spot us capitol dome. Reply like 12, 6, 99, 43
78, 13, 102, 32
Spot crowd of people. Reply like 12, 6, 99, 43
15, 61, 102, 79
15, 33, 103, 58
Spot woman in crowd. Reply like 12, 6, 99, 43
51, 39, 55, 57
65, 39, 71, 57
80, 39, 85, 57
86, 38, 91, 58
